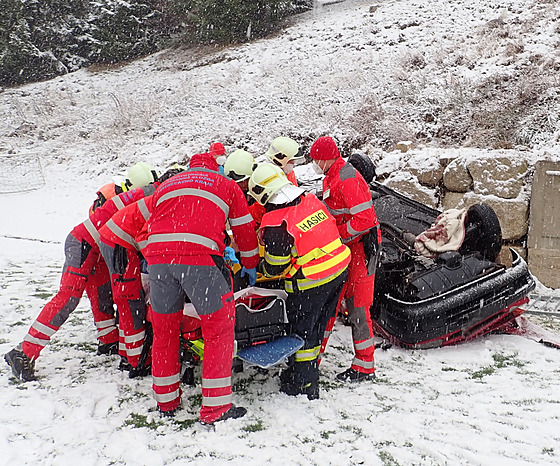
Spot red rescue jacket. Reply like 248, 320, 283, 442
72, 185, 156, 249
145, 153, 259, 268
322, 157, 379, 245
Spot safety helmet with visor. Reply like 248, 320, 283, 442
265, 137, 304, 169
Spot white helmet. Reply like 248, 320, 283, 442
265, 136, 304, 168
224, 149, 257, 183
125, 162, 159, 189
248, 164, 291, 205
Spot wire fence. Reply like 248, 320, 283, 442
0, 153, 45, 194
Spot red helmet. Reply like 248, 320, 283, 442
310, 136, 341, 161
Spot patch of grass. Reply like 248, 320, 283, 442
542, 447, 555, 456
243, 420, 265, 432
471, 366, 495, 379
321, 430, 336, 439
187, 393, 202, 407
379, 450, 400, 466
441, 366, 457, 372
173, 418, 198, 430
493, 352, 525, 368
123, 413, 163, 430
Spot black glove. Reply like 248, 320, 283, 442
114, 244, 129, 275
362, 226, 380, 275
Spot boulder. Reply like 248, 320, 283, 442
443, 158, 472, 192
406, 154, 445, 187
467, 155, 528, 199
383, 173, 438, 208
442, 191, 466, 211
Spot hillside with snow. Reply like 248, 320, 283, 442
1, 0, 560, 464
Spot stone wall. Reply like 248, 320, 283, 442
362, 144, 560, 286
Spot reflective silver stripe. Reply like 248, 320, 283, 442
239, 247, 259, 258
201, 376, 231, 389
96, 318, 116, 329
82, 218, 101, 247
137, 198, 150, 220
124, 331, 146, 343
354, 337, 375, 351
147, 233, 219, 251
328, 206, 350, 216
346, 222, 369, 237
31, 321, 56, 337
97, 326, 116, 337
352, 357, 375, 370
137, 240, 148, 250
153, 389, 180, 404
157, 188, 230, 218
127, 346, 143, 357
229, 213, 253, 227
323, 330, 333, 339
152, 373, 181, 386
349, 200, 373, 215
113, 196, 125, 210
119, 342, 126, 351
106, 219, 138, 250
23, 334, 49, 346
202, 393, 232, 407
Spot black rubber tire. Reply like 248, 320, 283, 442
348, 152, 376, 183
459, 203, 502, 262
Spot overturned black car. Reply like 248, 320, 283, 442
369, 180, 536, 349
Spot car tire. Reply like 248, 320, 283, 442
348, 152, 376, 183
459, 203, 502, 261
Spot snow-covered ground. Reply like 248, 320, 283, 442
2, 0, 560, 464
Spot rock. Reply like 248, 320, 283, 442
407, 154, 445, 187
443, 157, 472, 192
395, 141, 414, 153
467, 155, 528, 199
442, 191, 465, 211
383, 173, 438, 208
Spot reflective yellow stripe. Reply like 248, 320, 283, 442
295, 238, 343, 265
285, 267, 346, 293
294, 345, 321, 362
302, 246, 350, 276
264, 251, 292, 266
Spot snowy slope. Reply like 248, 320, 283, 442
2, 0, 560, 465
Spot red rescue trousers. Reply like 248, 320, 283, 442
99, 241, 149, 369
319, 240, 376, 374
22, 233, 118, 360
149, 260, 236, 423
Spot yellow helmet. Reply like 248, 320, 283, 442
125, 162, 159, 190
265, 136, 304, 168
248, 163, 291, 205
224, 149, 257, 183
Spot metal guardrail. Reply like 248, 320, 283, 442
526, 293, 560, 318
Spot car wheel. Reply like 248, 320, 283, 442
459, 203, 502, 261
348, 152, 376, 183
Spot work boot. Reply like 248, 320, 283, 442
200, 405, 247, 426
129, 364, 151, 379
157, 405, 181, 418
336, 367, 376, 383
118, 356, 133, 371
280, 379, 319, 400
97, 341, 118, 355
4, 348, 37, 382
